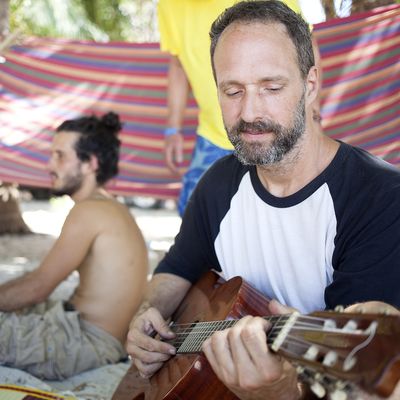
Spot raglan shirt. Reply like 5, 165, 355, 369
155, 142, 400, 313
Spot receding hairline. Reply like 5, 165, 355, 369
212, 20, 301, 76
214, 19, 297, 50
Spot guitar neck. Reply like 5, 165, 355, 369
167, 314, 287, 354
165, 311, 400, 398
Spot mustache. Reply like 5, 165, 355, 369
230, 119, 283, 136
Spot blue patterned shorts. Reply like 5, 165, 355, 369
178, 135, 232, 216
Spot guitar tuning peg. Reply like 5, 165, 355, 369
323, 319, 336, 329
304, 345, 319, 361
296, 365, 305, 374
322, 351, 338, 367
342, 320, 357, 332
343, 356, 356, 372
330, 389, 347, 400
310, 381, 326, 398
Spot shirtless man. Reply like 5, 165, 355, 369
0, 112, 148, 380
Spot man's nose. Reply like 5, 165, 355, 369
240, 92, 265, 123
46, 156, 55, 172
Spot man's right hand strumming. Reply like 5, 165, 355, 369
126, 306, 177, 378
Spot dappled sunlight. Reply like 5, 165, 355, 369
135, 213, 180, 243
0, 197, 181, 275
0, 263, 26, 284
21, 197, 74, 236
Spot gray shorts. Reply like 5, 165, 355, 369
0, 300, 127, 380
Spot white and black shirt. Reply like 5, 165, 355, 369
155, 142, 400, 313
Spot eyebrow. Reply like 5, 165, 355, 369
219, 75, 288, 90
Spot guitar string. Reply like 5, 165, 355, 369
167, 328, 368, 352
169, 328, 365, 366
167, 318, 370, 352
168, 321, 364, 340
169, 333, 363, 363
167, 313, 360, 333
168, 315, 298, 334
169, 332, 365, 350
167, 315, 364, 338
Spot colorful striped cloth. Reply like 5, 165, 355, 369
0, 40, 197, 198
314, 4, 400, 165
0, 385, 74, 400
0, 4, 399, 199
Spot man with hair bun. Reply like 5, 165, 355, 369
0, 112, 148, 380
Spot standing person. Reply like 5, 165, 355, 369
127, 1, 400, 399
0, 112, 148, 380
158, 0, 302, 216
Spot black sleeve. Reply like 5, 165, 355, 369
325, 165, 400, 309
154, 164, 224, 283
154, 155, 245, 283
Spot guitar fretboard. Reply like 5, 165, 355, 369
166, 315, 287, 353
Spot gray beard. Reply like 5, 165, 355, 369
226, 94, 306, 166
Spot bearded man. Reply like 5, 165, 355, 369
126, 1, 400, 399
0, 112, 148, 380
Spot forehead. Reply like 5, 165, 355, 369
51, 131, 80, 152
213, 21, 300, 83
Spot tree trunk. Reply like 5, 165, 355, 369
0, 0, 10, 39
0, 1, 30, 235
320, 0, 396, 20
321, 0, 338, 19
351, 0, 395, 14
0, 184, 31, 234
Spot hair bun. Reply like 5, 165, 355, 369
101, 111, 122, 134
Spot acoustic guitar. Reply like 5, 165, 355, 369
112, 271, 400, 400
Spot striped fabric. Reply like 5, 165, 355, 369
0, 384, 74, 400
0, 5, 399, 199
314, 4, 400, 165
0, 40, 197, 198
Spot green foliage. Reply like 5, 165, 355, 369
9, 0, 159, 42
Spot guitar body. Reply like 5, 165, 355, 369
112, 271, 271, 400
113, 271, 400, 399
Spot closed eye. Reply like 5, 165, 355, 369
225, 90, 242, 97
266, 87, 282, 93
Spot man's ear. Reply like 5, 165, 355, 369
305, 66, 319, 107
82, 154, 99, 175
88, 154, 99, 173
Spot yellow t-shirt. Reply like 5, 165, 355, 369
158, 0, 302, 149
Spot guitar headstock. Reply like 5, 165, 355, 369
269, 311, 400, 398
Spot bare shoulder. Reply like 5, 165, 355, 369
64, 197, 141, 238
72, 196, 133, 221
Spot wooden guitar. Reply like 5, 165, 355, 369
112, 271, 400, 400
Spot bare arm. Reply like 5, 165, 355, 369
164, 55, 190, 175
126, 272, 191, 377
0, 203, 96, 311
